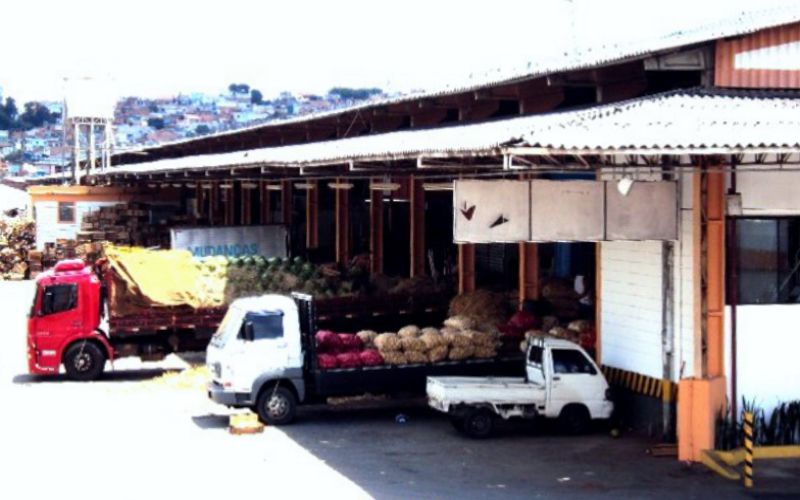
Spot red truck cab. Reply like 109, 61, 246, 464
27, 259, 112, 380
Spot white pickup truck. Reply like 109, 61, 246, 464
427, 335, 613, 438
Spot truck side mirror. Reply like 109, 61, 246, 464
243, 322, 255, 342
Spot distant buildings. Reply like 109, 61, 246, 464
0, 87, 395, 173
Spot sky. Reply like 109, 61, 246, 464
1, 0, 797, 105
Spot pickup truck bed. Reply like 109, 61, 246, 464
427, 376, 545, 409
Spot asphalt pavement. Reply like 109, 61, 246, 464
1, 280, 796, 499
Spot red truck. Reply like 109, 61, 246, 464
27, 259, 224, 380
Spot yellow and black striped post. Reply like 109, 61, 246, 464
743, 411, 754, 488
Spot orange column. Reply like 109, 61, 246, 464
370, 184, 384, 274
410, 176, 426, 277
458, 243, 476, 293
704, 169, 726, 378
306, 181, 319, 249
334, 179, 350, 265
518, 242, 540, 305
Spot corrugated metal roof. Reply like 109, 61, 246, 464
100, 89, 800, 176
111, 4, 800, 159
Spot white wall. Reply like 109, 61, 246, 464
737, 170, 800, 215
34, 201, 119, 249
724, 306, 800, 414
724, 170, 800, 413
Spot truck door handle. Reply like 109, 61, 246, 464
552, 376, 561, 381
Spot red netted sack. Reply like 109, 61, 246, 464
359, 349, 384, 367
316, 330, 342, 352
508, 310, 540, 331
336, 352, 362, 369
317, 353, 339, 369
338, 333, 363, 352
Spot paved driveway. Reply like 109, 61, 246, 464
2, 281, 796, 499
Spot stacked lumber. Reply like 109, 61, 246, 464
0, 217, 36, 280
77, 203, 186, 248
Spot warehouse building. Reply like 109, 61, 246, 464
34, 5, 800, 461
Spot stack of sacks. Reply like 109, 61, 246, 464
397, 325, 427, 364
315, 330, 374, 369
440, 316, 503, 361
420, 327, 448, 362
356, 330, 378, 349
375, 332, 406, 365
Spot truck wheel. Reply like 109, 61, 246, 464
256, 386, 297, 426
461, 409, 494, 439
64, 341, 106, 381
559, 405, 590, 435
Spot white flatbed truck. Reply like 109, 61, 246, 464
427, 335, 614, 438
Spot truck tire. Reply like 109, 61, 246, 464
461, 409, 494, 439
559, 405, 590, 435
256, 385, 297, 426
64, 341, 106, 381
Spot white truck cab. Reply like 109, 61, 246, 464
206, 295, 306, 424
427, 335, 613, 438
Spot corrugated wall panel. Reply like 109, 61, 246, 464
600, 240, 664, 379
716, 22, 800, 88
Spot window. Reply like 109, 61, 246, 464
242, 311, 284, 340
41, 284, 78, 315
528, 345, 543, 364
732, 218, 800, 305
58, 202, 75, 223
552, 349, 596, 375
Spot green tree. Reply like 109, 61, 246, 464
250, 89, 263, 104
195, 124, 211, 135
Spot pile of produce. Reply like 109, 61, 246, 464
448, 290, 510, 332
315, 329, 383, 369
314, 318, 506, 371
224, 256, 369, 303
518, 319, 596, 353
0, 217, 36, 280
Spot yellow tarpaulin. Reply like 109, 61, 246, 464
104, 245, 226, 311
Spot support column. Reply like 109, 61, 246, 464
194, 183, 203, 224
209, 182, 219, 226
518, 242, 540, 305
306, 181, 319, 249
281, 180, 292, 226
222, 183, 234, 226
261, 181, 272, 225
410, 176, 425, 277
458, 243, 475, 293
703, 168, 726, 378
241, 182, 254, 225
88, 122, 95, 175
72, 122, 81, 182
334, 179, 350, 265
370, 184, 384, 275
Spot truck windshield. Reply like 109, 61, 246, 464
210, 308, 236, 348
29, 286, 40, 318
